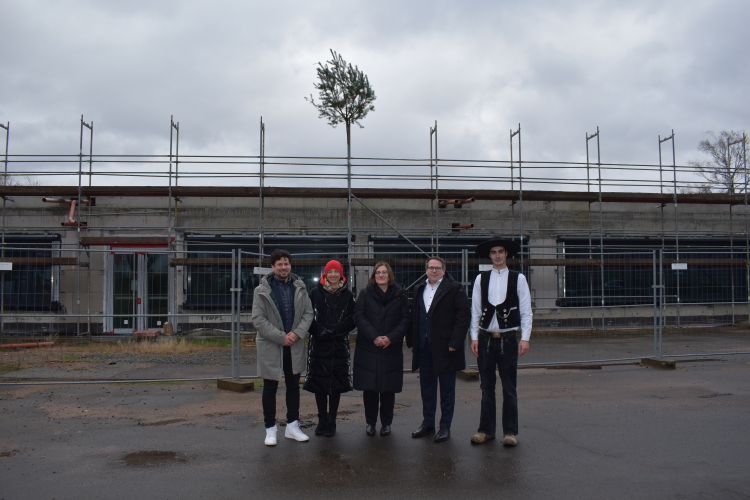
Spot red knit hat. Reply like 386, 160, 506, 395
321, 260, 346, 284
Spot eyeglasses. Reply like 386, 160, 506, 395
426, 266, 444, 272
374, 271, 389, 276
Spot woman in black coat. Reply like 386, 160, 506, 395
303, 260, 355, 437
353, 261, 411, 437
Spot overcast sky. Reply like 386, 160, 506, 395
1, 0, 748, 190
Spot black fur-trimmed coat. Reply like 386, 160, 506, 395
303, 281, 355, 395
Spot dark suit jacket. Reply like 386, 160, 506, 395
408, 274, 471, 375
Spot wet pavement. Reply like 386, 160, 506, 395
1, 355, 749, 499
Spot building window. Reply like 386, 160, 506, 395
556, 237, 748, 307
0, 234, 62, 312
183, 235, 348, 310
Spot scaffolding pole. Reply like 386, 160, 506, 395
511, 124, 523, 268
660, 131, 678, 326
430, 121, 439, 254
168, 116, 179, 250
77, 116, 92, 335
586, 127, 603, 328
1, 121, 8, 338
259, 117, 265, 266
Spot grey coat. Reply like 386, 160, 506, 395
252, 272, 314, 380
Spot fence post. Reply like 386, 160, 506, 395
652, 250, 661, 358
230, 249, 236, 380
462, 248, 471, 369
659, 249, 664, 357
235, 250, 242, 380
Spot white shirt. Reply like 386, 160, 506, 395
422, 277, 443, 312
470, 267, 532, 341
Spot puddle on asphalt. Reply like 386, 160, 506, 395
121, 450, 189, 467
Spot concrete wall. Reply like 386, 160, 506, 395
1, 190, 745, 334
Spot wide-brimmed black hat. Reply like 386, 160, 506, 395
475, 236, 521, 259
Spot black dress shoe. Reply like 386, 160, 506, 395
433, 427, 450, 443
380, 424, 391, 436
411, 425, 435, 438
366, 424, 376, 436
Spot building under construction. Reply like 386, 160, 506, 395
0, 121, 748, 365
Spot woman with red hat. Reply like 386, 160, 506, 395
303, 259, 355, 437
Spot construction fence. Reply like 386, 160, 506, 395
1, 245, 749, 383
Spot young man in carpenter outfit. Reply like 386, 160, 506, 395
469, 237, 532, 447
252, 249, 314, 446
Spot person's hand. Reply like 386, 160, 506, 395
374, 337, 383, 347
471, 340, 479, 357
518, 340, 530, 356
380, 336, 391, 348
283, 332, 299, 346
448, 347, 456, 352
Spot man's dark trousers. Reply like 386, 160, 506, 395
477, 333, 518, 436
418, 338, 457, 429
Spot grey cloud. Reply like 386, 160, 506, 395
0, 0, 748, 186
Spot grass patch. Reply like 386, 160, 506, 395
0, 363, 23, 374
92, 338, 226, 356
186, 338, 232, 347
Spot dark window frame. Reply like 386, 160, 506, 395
1, 234, 63, 312
556, 237, 749, 307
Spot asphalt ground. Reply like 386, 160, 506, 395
1, 354, 749, 499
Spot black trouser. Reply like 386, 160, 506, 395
362, 390, 396, 426
477, 332, 519, 436
263, 346, 300, 428
314, 393, 341, 418
418, 339, 457, 429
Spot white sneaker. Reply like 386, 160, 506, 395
284, 420, 310, 442
264, 426, 277, 446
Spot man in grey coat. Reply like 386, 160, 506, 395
252, 249, 314, 446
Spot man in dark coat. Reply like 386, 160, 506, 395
407, 256, 471, 443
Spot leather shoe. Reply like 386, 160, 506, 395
503, 434, 518, 447
433, 427, 450, 443
366, 424, 376, 436
380, 424, 391, 436
470, 432, 495, 444
411, 425, 435, 438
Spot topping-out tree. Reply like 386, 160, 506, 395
306, 50, 376, 261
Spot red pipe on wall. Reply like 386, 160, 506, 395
0, 342, 55, 349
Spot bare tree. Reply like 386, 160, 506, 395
689, 130, 748, 194
1, 175, 41, 186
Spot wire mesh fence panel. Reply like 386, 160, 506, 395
0, 246, 244, 383
7, 242, 750, 384
503, 247, 658, 366
659, 249, 750, 357
237, 250, 267, 380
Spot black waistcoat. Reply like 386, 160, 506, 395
417, 288, 434, 349
479, 270, 521, 330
